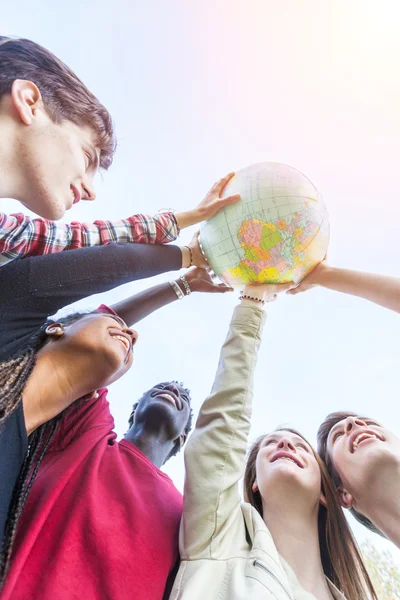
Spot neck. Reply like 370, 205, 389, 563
262, 497, 333, 599
124, 424, 175, 468
355, 459, 400, 548
22, 347, 102, 435
0, 115, 25, 201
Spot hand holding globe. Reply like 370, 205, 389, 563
200, 162, 329, 287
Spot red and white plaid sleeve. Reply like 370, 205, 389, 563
0, 211, 180, 266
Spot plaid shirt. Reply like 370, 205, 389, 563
0, 211, 179, 267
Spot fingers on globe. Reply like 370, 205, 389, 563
215, 171, 235, 196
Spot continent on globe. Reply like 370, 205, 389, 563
200, 162, 329, 287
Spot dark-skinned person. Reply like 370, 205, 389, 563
0, 240, 231, 594
0, 37, 239, 263
171, 284, 377, 600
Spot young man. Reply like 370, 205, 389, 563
290, 260, 400, 546
0, 37, 239, 264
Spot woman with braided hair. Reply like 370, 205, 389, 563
0, 238, 231, 586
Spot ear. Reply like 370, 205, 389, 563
11, 79, 43, 125
319, 491, 328, 508
179, 433, 187, 448
45, 323, 66, 338
252, 480, 259, 493
337, 487, 353, 509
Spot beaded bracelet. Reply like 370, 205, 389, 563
238, 294, 265, 306
179, 275, 192, 296
184, 246, 193, 267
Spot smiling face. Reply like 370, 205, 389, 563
252, 430, 324, 513
18, 115, 100, 219
44, 312, 137, 388
131, 382, 192, 447
325, 415, 400, 507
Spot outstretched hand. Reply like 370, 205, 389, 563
243, 281, 295, 303
286, 260, 329, 295
185, 267, 233, 294
174, 172, 241, 229
188, 231, 208, 268
195, 172, 241, 220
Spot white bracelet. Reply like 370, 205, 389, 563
179, 276, 191, 296
169, 280, 185, 299
157, 207, 176, 213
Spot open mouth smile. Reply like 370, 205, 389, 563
270, 451, 304, 468
350, 430, 385, 453
109, 331, 135, 360
153, 391, 182, 410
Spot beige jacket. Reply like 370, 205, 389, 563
170, 305, 346, 600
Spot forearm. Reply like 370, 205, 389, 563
174, 208, 204, 230
182, 305, 266, 557
318, 267, 400, 313
0, 211, 179, 266
111, 282, 180, 326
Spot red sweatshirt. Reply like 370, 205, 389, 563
2, 390, 183, 600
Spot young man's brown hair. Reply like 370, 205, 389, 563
0, 36, 116, 169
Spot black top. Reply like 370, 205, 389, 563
0, 242, 182, 542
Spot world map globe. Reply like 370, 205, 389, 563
200, 162, 330, 287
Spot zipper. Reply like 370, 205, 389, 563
252, 559, 294, 600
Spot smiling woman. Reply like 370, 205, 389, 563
318, 412, 400, 545
171, 286, 377, 600
244, 427, 375, 597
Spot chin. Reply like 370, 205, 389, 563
37, 198, 67, 221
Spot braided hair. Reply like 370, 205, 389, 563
0, 311, 87, 585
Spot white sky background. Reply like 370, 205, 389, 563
3, 0, 400, 563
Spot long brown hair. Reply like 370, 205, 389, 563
243, 428, 377, 600
317, 411, 385, 537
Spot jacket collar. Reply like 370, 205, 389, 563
241, 503, 347, 600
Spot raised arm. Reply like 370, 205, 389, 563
0, 242, 183, 360
180, 283, 292, 560
0, 172, 240, 266
111, 267, 233, 326
289, 262, 400, 313
0, 211, 179, 266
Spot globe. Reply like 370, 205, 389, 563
200, 162, 330, 287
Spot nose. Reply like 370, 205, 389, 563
165, 382, 180, 396
344, 416, 368, 435
277, 437, 296, 452
124, 328, 138, 347
81, 176, 96, 202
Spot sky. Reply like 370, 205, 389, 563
3, 0, 400, 566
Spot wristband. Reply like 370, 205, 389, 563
179, 276, 192, 296
169, 280, 185, 299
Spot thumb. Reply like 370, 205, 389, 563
286, 284, 302, 295
280, 282, 296, 293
